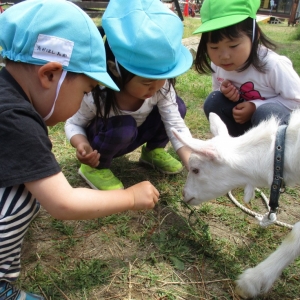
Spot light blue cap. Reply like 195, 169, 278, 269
0, 0, 119, 91
102, 0, 193, 79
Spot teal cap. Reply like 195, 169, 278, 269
102, 0, 193, 79
0, 0, 119, 91
194, 0, 260, 34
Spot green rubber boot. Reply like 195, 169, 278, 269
78, 164, 124, 190
139, 145, 183, 174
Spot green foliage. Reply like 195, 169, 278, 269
51, 219, 75, 236
20, 259, 110, 299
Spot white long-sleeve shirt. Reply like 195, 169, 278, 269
65, 82, 192, 151
212, 47, 300, 111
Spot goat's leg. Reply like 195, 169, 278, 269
235, 222, 300, 298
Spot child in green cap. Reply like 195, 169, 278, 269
194, 0, 300, 137
65, 0, 193, 191
0, 0, 159, 298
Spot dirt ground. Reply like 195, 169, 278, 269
20, 164, 300, 299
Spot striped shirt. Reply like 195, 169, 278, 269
0, 185, 40, 281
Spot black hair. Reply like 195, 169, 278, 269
194, 17, 277, 74
92, 26, 176, 123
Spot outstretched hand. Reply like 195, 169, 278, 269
126, 181, 160, 210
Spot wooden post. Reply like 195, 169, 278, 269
288, 0, 299, 26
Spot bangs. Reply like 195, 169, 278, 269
208, 27, 243, 43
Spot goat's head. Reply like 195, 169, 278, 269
173, 113, 255, 205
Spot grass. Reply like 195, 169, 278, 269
13, 17, 300, 300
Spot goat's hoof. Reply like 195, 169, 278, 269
234, 284, 251, 299
235, 267, 271, 299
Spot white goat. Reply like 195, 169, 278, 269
173, 110, 300, 299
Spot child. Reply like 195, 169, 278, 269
194, 0, 300, 137
65, 0, 193, 190
0, 0, 159, 298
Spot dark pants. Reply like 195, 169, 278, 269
203, 91, 291, 137
86, 96, 186, 168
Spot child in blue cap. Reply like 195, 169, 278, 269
194, 0, 300, 137
0, 0, 159, 298
65, 0, 193, 190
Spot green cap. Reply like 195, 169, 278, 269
194, 0, 260, 34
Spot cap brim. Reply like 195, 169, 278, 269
193, 15, 249, 34
120, 45, 193, 79
85, 71, 119, 91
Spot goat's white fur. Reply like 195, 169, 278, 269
172, 110, 300, 298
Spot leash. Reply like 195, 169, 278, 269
228, 189, 293, 229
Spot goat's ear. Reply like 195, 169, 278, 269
171, 128, 218, 159
171, 128, 205, 151
198, 147, 218, 160
209, 113, 229, 137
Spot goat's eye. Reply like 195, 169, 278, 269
192, 168, 199, 174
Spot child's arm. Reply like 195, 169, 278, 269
176, 146, 191, 170
262, 55, 300, 110
248, 52, 300, 111
25, 172, 159, 220
65, 93, 97, 140
157, 83, 193, 167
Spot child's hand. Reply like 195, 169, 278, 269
76, 143, 100, 167
126, 181, 160, 210
233, 102, 256, 124
220, 80, 240, 102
